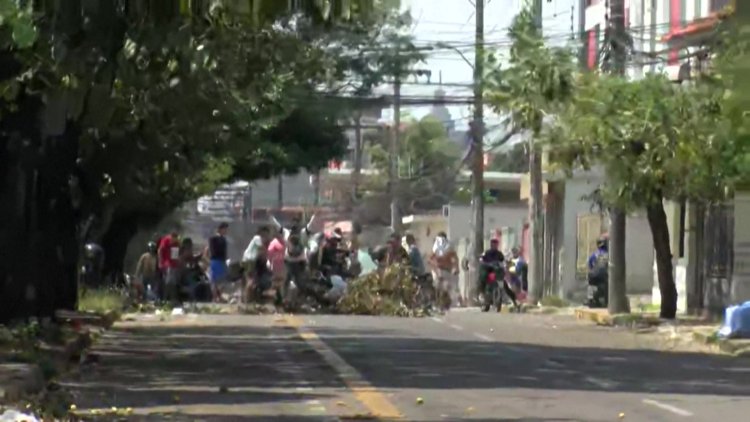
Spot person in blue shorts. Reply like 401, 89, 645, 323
207, 222, 229, 302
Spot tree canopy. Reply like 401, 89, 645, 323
0, 0, 415, 321
367, 115, 461, 212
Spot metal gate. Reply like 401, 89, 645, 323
702, 203, 734, 315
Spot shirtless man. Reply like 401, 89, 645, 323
429, 232, 460, 310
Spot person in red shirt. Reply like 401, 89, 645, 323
158, 230, 180, 300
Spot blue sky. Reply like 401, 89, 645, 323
378, 0, 580, 135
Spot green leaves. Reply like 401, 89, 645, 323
485, 6, 575, 137
0, 0, 37, 48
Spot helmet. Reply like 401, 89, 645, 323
596, 237, 608, 250
147, 241, 157, 254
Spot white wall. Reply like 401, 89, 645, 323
560, 171, 655, 300
404, 220, 449, 260
446, 203, 528, 249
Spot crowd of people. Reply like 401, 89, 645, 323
129, 214, 530, 309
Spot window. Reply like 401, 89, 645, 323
576, 213, 603, 273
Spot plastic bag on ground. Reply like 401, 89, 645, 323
718, 301, 750, 339
0, 410, 40, 422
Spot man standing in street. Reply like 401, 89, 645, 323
429, 232, 460, 309
405, 233, 426, 276
158, 229, 180, 301
206, 222, 229, 303
134, 242, 159, 301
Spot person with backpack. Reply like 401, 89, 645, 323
587, 236, 609, 308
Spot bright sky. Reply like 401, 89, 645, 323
380, 0, 580, 133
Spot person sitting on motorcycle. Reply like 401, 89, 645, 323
508, 246, 528, 293
587, 236, 609, 307
480, 239, 518, 310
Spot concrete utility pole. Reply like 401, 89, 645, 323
352, 112, 363, 207
390, 74, 402, 233
469, 0, 485, 303
607, 0, 630, 313
527, 0, 545, 305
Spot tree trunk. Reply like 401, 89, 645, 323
100, 212, 141, 280
608, 208, 630, 313
686, 201, 705, 315
646, 201, 677, 319
528, 140, 545, 304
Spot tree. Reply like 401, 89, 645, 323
484, 7, 576, 303
367, 116, 461, 215
0, 0, 409, 322
488, 144, 528, 173
550, 72, 745, 319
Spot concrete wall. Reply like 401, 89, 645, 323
559, 172, 655, 300
403, 219, 449, 260
250, 172, 316, 209
446, 203, 528, 246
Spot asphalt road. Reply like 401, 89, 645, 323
63, 311, 750, 421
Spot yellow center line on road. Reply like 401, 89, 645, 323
277, 315, 403, 420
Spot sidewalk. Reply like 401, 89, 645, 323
573, 307, 750, 358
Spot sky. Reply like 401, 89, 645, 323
378, 0, 580, 137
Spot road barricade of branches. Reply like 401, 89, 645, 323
337, 264, 427, 317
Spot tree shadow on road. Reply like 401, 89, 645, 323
308, 326, 750, 397
62, 324, 345, 415
61, 321, 750, 421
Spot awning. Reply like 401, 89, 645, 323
661, 10, 732, 46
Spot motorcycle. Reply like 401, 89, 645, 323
480, 261, 505, 312
412, 273, 436, 312
587, 273, 608, 308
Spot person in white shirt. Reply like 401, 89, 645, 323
271, 213, 317, 246
242, 226, 271, 301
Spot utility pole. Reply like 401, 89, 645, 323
390, 74, 402, 233
527, 0, 545, 305
469, 0, 485, 304
277, 175, 283, 211
352, 112, 363, 209
607, 0, 630, 313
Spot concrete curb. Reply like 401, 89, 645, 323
0, 327, 95, 404
573, 308, 663, 327
0, 364, 44, 403
692, 330, 750, 358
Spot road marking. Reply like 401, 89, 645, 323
284, 316, 402, 420
642, 399, 694, 417
449, 324, 464, 331
585, 376, 616, 390
473, 333, 493, 341
430, 316, 444, 323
